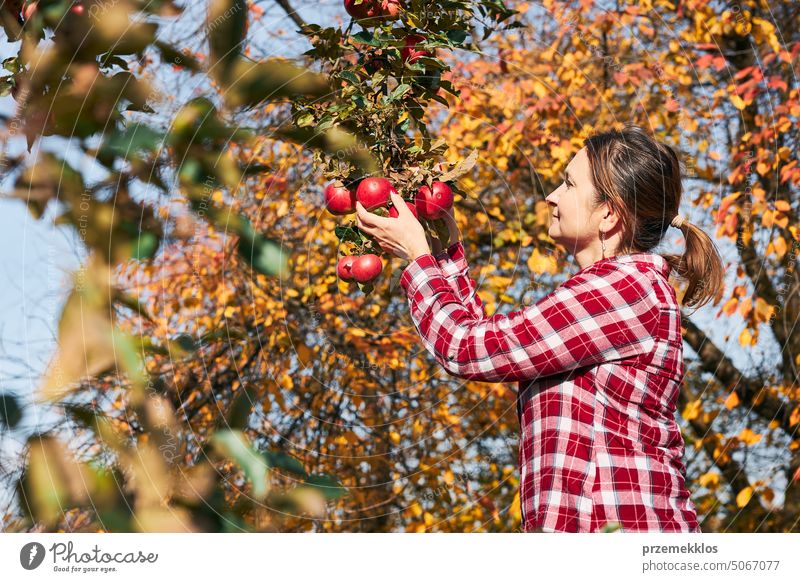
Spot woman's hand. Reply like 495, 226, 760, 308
355, 191, 431, 262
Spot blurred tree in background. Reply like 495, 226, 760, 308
1, 0, 799, 533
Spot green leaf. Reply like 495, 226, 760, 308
0, 393, 22, 430
386, 83, 411, 103
415, 56, 448, 70
101, 123, 165, 160
305, 474, 347, 500
2, 57, 20, 73
335, 224, 362, 244
154, 41, 202, 72
130, 230, 160, 260
351, 31, 381, 47
295, 111, 315, 127
0, 77, 13, 97
210, 430, 270, 500
264, 451, 308, 477
226, 387, 255, 430
224, 59, 330, 109
431, 92, 449, 106
338, 70, 360, 85
395, 117, 411, 133
446, 30, 468, 45
237, 233, 289, 279
279, 125, 378, 174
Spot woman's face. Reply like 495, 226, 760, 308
545, 147, 606, 255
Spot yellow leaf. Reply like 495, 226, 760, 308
682, 399, 702, 421
527, 248, 558, 275
730, 94, 746, 110
389, 431, 401, 445
773, 236, 787, 258
736, 486, 753, 508
738, 427, 762, 446
724, 391, 740, 410
754, 298, 775, 324
698, 471, 720, 489
738, 327, 754, 346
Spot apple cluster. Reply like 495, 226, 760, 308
21, 1, 85, 19
343, 0, 402, 21
325, 177, 454, 284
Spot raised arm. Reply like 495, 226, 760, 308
428, 207, 486, 320
433, 240, 487, 320
400, 255, 660, 383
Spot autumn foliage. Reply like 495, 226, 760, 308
1, 0, 799, 533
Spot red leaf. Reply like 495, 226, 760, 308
734, 66, 756, 81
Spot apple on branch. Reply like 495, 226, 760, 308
415, 181, 453, 219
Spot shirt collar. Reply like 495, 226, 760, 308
613, 252, 671, 279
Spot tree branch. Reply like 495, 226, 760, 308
681, 314, 798, 438
273, 0, 307, 30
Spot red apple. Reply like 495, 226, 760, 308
352, 254, 383, 283
337, 256, 358, 282
325, 182, 356, 215
344, 0, 379, 19
356, 177, 394, 211
415, 181, 454, 219
402, 34, 430, 64
22, 1, 37, 20
388, 200, 418, 219
380, 0, 402, 18
71, 2, 84, 14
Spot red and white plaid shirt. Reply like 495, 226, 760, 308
400, 241, 700, 533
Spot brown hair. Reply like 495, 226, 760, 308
583, 124, 725, 310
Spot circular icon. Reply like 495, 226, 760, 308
20, 542, 46, 570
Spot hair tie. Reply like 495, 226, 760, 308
670, 214, 686, 229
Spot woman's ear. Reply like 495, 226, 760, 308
599, 202, 620, 234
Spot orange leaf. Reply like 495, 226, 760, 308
682, 399, 702, 421
738, 428, 763, 446
724, 391, 740, 410
789, 406, 800, 427
715, 192, 741, 223
736, 486, 753, 508
721, 297, 738, 316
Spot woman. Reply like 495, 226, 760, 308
355, 125, 725, 533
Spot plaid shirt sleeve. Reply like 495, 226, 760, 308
400, 252, 660, 383
432, 240, 486, 320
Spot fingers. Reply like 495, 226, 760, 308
389, 191, 406, 215
355, 201, 373, 226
